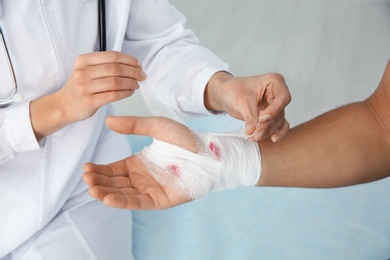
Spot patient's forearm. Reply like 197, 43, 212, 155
258, 99, 390, 188
258, 60, 390, 188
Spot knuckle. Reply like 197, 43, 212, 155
107, 76, 121, 87
285, 120, 291, 129
286, 94, 292, 103
74, 54, 87, 66
268, 72, 285, 81
105, 63, 121, 75
72, 69, 85, 81
107, 51, 121, 61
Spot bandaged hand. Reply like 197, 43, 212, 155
83, 116, 261, 210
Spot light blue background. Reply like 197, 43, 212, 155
129, 115, 390, 259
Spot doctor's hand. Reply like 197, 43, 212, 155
30, 51, 146, 140
83, 116, 196, 210
204, 72, 291, 142
59, 51, 146, 122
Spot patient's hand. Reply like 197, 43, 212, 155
83, 116, 197, 210
83, 114, 261, 209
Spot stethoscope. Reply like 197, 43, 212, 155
0, 0, 106, 107
0, 29, 17, 106
98, 0, 106, 52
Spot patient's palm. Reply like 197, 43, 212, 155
83, 116, 195, 210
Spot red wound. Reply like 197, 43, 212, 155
209, 142, 221, 160
168, 165, 181, 177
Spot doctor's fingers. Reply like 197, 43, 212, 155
75, 51, 142, 69
71, 76, 138, 107
90, 76, 140, 93
87, 62, 146, 82
86, 87, 135, 107
263, 77, 291, 114
251, 113, 289, 142
237, 97, 263, 136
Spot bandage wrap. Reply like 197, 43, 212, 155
136, 132, 261, 199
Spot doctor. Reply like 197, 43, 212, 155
0, 1, 290, 259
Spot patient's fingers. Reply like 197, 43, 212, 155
87, 181, 159, 209
83, 171, 132, 188
105, 116, 172, 135
106, 116, 197, 152
106, 116, 187, 137
83, 161, 128, 177
103, 194, 156, 210
88, 186, 137, 202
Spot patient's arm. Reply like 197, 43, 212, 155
83, 60, 390, 210
259, 60, 390, 188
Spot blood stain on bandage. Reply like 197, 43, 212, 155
168, 165, 181, 177
209, 142, 221, 160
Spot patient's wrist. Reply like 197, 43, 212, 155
136, 131, 262, 199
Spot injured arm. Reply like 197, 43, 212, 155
82, 60, 390, 210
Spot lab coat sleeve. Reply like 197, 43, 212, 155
122, 0, 231, 117
0, 102, 42, 165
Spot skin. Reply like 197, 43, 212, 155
82, 60, 390, 210
30, 51, 291, 142
30, 51, 146, 141
204, 72, 291, 142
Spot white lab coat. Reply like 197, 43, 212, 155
0, 0, 229, 258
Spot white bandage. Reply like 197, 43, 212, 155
136, 131, 261, 200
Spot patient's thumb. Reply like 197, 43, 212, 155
105, 116, 140, 135
105, 116, 168, 138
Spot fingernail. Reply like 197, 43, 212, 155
256, 130, 266, 140
259, 114, 271, 122
245, 123, 254, 134
141, 71, 147, 79
271, 134, 280, 143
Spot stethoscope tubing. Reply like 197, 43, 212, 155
0, 29, 17, 104
0, 0, 106, 106
98, 0, 106, 52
